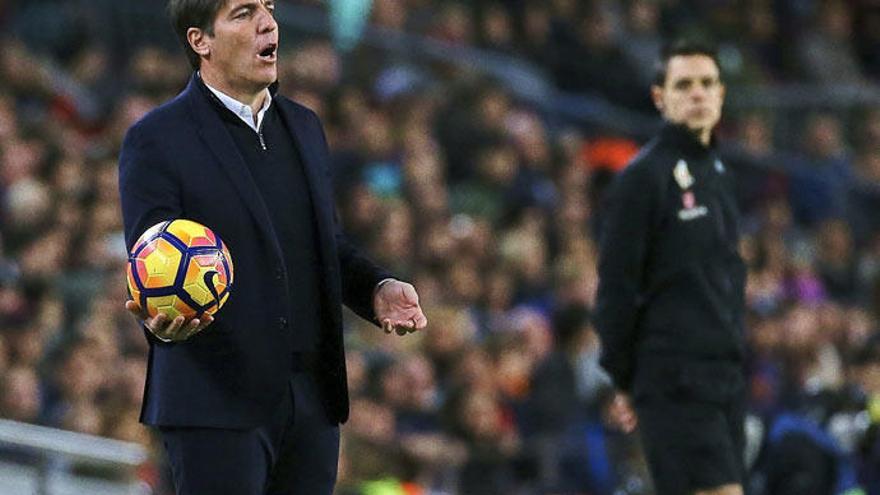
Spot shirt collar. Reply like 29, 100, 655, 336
660, 121, 718, 157
200, 73, 273, 132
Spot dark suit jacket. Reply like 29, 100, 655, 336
118, 74, 388, 428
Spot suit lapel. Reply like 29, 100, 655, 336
183, 76, 285, 263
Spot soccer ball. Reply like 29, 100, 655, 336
126, 219, 233, 321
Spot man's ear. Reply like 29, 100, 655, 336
187, 27, 210, 58
651, 85, 664, 113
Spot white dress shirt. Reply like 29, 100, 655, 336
203, 77, 272, 132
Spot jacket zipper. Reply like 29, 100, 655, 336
258, 126, 267, 151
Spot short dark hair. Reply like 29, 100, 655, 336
653, 38, 721, 87
167, 0, 228, 70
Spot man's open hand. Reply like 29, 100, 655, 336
125, 300, 214, 343
373, 280, 428, 336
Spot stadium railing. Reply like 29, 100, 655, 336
0, 419, 149, 495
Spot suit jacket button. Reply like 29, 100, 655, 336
279, 317, 288, 329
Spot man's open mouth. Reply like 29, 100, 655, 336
258, 44, 277, 61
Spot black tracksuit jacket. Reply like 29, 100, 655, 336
595, 123, 747, 394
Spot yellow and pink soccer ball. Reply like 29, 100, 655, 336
126, 219, 233, 320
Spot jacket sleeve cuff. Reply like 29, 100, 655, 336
373, 278, 397, 298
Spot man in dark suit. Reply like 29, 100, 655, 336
118, 1, 427, 493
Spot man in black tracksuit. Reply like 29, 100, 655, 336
596, 40, 747, 495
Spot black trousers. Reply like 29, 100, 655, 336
159, 371, 340, 495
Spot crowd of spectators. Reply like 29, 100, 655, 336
1, 0, 880, 494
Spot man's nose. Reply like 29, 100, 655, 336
690, 85, 707, 101
257, 7, 277, 32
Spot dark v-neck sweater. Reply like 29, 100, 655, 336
199, 81, 321, 353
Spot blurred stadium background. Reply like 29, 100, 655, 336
1, 0, 880, 494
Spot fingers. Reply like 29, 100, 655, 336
129, 298, 215, 343
412, 311, 428, 329
125, 300, 147, 320
381, 316, 416, 336
382, 313, 427, 336
149, 315, 205, 342
181, 318, 202, 340
398, 313, 426, 334
147, 313, 192, 342
381, 318, 395, 334
151, 315, 184, 341
395, 323, 410, 336
145, 313, 168, 335
198, 314, 214, 331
